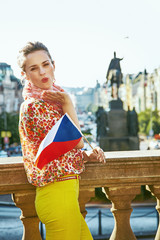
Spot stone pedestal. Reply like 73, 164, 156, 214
103, 186, 141, 240
99, 99, 139, 151
108, 109, 128, 138
79, 189, 95, 218
99, 136, 139, 151
146, 185, 160, 240
12, 190, 42, 240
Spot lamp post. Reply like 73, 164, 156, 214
149, 76, 155, 138
144, 69, 147, 110
1, 84, 9, 149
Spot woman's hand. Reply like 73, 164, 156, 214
41, 90, 71, 105
42, 89, 84, 149
83, 147, 106, 164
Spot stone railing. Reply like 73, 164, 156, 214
0, 150, 160, 240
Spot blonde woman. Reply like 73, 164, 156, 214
18, 41, 105, 240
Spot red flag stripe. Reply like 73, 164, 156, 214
36, 137, 82, 169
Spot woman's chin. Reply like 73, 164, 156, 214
38, 84, 52, 90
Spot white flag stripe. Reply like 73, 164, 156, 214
42, 116, 63, 148
34, 115, 64, 162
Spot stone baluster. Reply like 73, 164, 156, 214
103, 186, 141, 240
147, 185, 160, 240
79, 189, 95, 218
12, 190, 42, 240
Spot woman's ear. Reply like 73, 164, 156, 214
21, 71, 28, 84
21, 71, 25, 76
21, 71, 30, 81
21, 71, 26, 80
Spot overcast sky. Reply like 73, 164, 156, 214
0, 0, 160, 87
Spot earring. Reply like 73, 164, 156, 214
21, 72, 26, 85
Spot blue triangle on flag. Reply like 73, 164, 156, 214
54, 114, 82, 142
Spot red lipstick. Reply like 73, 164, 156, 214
42, 77, 49, 83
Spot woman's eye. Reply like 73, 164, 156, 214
31, 67, 37, 71
44, 63, 49, 66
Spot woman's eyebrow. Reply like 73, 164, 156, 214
29, 64, 37, 69
42, 60, 50, 64
29, 60, 49, 69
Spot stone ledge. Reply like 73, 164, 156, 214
0, 150, 160, 191
0, 150, 160, 240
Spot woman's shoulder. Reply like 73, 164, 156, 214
20, 99, 46, 113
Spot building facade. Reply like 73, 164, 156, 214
75, 80, 108, 113
120, 67, 160, 113
0, 63, 23, 114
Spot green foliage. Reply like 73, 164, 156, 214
86, 103, 98, 113
0, 112, 20, 146
95, 188, 108, 201
138, 109, 151, 134
146, 116, 160, 135
138, 109, 160, 135
7, 112, 20, 144
82, 129, 92, 135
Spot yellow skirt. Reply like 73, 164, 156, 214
35, 175, 93, 240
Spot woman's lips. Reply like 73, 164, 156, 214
41, 77, 49, 83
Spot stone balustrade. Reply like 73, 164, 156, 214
0, 150, 160, 240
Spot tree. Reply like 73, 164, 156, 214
0, 112, 20, 147
138, 109, 160, 135
146, 115, 160, 135
86, 103, 98, 113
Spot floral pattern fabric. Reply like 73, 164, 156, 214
19, 98, 84, 187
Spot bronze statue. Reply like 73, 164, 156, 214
127, 107, 139, 136
106, 52, 123, 98
96, 106, 108, 139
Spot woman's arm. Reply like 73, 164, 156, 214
42, 91, 84, 149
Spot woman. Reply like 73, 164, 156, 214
18, 41, 105, 240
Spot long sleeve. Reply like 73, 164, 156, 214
19, 99, 84, 187
20, 100, 61, 145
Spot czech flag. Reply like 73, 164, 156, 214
34, 113, 83, 169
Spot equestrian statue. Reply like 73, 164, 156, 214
106, 52, 123, 99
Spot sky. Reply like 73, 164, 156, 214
0, 0, 160, 87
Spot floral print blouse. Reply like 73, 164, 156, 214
19, 99, 84, 187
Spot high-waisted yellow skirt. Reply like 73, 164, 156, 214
35, 175, 93, 240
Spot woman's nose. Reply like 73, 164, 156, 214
39, 67, 45, 75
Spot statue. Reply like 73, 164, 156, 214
96, 106, 108, 140
127, 107, 139, 136
106, 52, 123, 99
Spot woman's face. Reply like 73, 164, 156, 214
25, 50, 55, 90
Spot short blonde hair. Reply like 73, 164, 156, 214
17, 41, 54, 72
